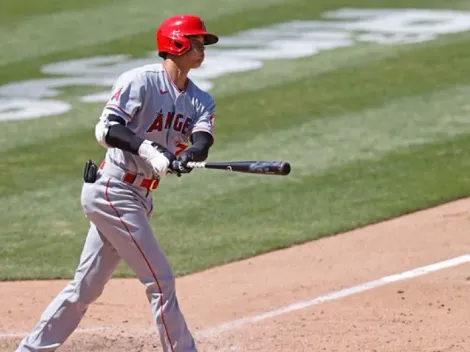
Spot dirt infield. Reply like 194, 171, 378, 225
1, 199, 470, 351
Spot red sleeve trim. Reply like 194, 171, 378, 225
191, 126, 213, 134
104, 104, 134, 120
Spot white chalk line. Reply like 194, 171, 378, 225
1, 254, 469, 340
197, 253, 470, 338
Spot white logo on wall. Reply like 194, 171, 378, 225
1, 8, 470, 121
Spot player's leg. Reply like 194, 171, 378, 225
17, 223, 121, 352
104, 217, 196, 352
89, 178, 196, 352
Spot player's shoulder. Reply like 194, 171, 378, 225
187, 79, 215, 108
116, 64, 163, 83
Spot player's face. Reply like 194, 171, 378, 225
184, 36, 206, 69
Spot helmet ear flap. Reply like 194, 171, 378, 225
156, 15, 216, 56
158, 35, 190, 57
172, 36, 191, 55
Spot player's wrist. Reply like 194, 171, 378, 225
138, 140, 175, 165
137, 140, 156, 160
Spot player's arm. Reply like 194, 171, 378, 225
94, 70, 148, 155
94, 71, 176, 176
95, 114, 175, 175
175, 96, 216, 174
100, 115, 144, 154
99, 115, 173, 162
172, 131, 213, 176
181, 131, 214, 162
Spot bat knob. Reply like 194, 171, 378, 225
281, 162, 291, 175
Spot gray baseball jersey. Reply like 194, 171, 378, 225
17, 64, 214, 352
102, 63, 215, 178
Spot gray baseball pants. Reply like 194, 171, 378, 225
17, 165, 196, 352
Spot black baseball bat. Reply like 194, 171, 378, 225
184, 160, 291, 176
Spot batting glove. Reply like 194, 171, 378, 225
138, 140, 175, 177
170, 151, 194, 177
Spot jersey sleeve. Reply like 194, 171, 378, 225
101, 70, 146, 124
190, 96, 215, 137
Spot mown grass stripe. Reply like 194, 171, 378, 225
0, 0, 113, 24
1, 132, 470, 279
2, 0, 469, 78
1, 42, 402, 150
2, 30, 470, 153
2, 82, 470, 210
0, 0, 287, 66
210, 30, 470, 98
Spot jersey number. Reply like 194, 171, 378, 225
175, 143, 187, 156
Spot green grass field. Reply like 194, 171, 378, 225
1, 0, 470, 280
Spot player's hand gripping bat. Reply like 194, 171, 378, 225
171, 160, 291, 176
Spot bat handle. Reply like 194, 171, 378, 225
185, 161, 206, 169
171, 160, 206, 171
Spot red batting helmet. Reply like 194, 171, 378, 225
156, 15, 219, 57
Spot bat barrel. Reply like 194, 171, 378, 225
183, 160, 291, 176
194, 160, 291, 176
248, 161, 290, 175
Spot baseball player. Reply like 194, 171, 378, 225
17, 14, 218, 352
